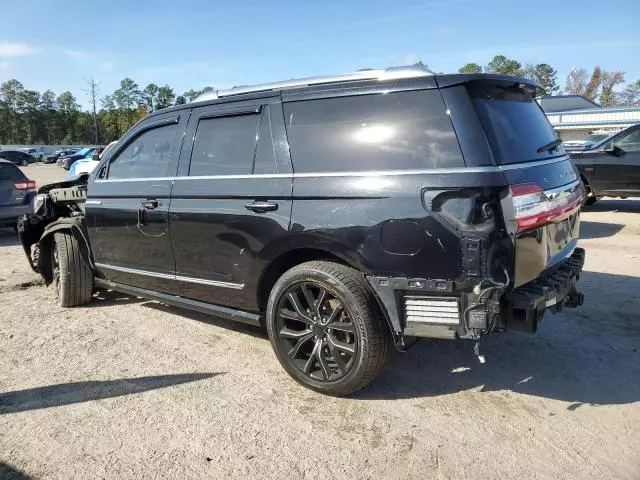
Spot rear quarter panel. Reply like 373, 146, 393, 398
290, 171, 507, 280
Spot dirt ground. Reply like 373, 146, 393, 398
1, 164, 638, 479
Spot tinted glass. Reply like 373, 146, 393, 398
469, 83, 559, 164
0, 151, 17, 159
108, 123, 178, 179
283, 90, 464, 173
0, 163, 25, 181
612, 127, 640, 152
189, 113, 260, 176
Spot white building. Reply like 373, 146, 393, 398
539, 95, 640, 141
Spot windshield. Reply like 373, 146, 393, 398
468, 82, 562, 164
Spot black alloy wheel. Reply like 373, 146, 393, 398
266, 261, 392, 395
274, 282, 357, 382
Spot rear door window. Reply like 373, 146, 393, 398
189, 112, 261, 176
283, 90, 464, 173
468, 83, 560, 164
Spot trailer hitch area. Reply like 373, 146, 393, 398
564, 286, 584, 309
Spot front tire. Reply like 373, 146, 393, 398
266, 261, 392, 396
581, 178, 598, 206
52, 232, 94, 307
21, 159, 28, 166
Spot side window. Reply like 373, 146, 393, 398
283, 90, 464, 173
613, 128, 640, 152
108, 123, 179, 179
189, 112, 261, 176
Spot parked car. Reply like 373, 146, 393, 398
45, 149, 78, 164
17, 67, 586, 395
0, 159, 36, 228
59, 148, 98, 169
20, 148, 45, 161
0, 150, 36, 166
69, 141, 117, 177
571, 123, 640, 205
563, 131, 615, 152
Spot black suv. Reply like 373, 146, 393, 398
18, 66, 586, 395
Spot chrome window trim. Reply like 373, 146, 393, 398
95, 263, 244, 290
91, 157, 568, 183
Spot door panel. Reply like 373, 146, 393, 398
593, 126, 640, 194
86, 112, 190, 294
86, 180, 177, 293
170, 177, 292, 310
170, 97, 293, 311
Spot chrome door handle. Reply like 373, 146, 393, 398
245, 201, 278, 213
140, 199, 158, 209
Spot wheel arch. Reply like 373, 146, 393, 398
256, 246, 398, 344
257, 247, 350, 313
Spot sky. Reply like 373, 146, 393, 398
1, 0, 639, 109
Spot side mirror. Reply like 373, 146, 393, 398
92, 153, 100, 161
603, 145, 625, 157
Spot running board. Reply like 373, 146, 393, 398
94, 278, 261, 327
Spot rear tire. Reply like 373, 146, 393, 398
52, 232, 94, 307
266, 261, 392, 396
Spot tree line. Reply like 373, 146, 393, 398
0, 78, 213, 146
455, 55, 640, 107
1, 54, 639, 146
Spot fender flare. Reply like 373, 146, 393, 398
38, 217, 94, 285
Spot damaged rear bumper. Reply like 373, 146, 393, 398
504, 247, 585, 332
367, 247, 586, 343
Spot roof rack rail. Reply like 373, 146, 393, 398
194, 65, 433, 102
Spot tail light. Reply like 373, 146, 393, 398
511, 181, 583, 232
14, 180, 36, 192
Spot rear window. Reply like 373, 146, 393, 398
468, 83, 560, 164
284, 90, 464, 173
0, 163, 26, 181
